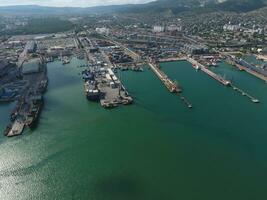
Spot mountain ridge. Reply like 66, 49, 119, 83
0, 0, 266, 15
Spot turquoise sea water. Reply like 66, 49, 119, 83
0, 58, 267, 200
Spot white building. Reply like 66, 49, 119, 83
223, 24, 240, 32
95, 27, 110, 35
166, 25, 182, 32
153, 26, 165, 33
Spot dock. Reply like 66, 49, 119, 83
224, 54, 267, 82
230, 60, 267, 82
6, 120, 25, 137
148, 62, 181, 93
179, 95, 193, 108
187, 57, 231, 86
158, 57, 187, 62
187, 57, 259, 104
148, 61, 193, 109
231, 84, 259, 103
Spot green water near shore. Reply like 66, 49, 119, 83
0, 58, 267, 200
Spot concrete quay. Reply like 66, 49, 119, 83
148, 62, 181, 93
187, 57, 231, 86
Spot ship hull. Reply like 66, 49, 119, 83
86, 94, 100, 102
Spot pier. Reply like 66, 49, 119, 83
158, 57, 187, 62
224, 54, 267, 83
187, 57, 231, 86
187, 57, 259, 104
179, 95, 193, 108
2, 56, 48, 137
229, 59, 267, 82
148, 61, 193, 108
148, 62, 181, 93
231, 84, 259, 103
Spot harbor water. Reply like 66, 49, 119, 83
0, 58, 267, 199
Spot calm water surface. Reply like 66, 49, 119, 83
0, 58, 267, 200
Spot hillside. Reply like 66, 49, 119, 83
128, 0, 267, 14
0, 0, 266, 15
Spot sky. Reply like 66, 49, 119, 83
0, 0, 154, 7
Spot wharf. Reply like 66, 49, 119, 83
232, 85, 259, 103
148, 62, 181, 93
148, 62, 193, 108
3, 56, 48, 137
158, 57, 187, 62
230, 60, 267, 82
7, 120, 24, 137
98, 84, 133, 109
187, 57, 259, 104
187, 57, 231, 86
179, 95, 193, 108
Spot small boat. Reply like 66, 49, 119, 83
252, 99, 259, 103
62, 57, 70, 65
211, 62, 218, 67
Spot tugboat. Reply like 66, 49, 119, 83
62, 57, 70, 65
193, 64, 200, 70
211, 62, 218, 67
132, 66, 144, 72
46, 57, 54, 63
252, 99, 260, 103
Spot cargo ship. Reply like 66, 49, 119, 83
84, 81, 100, 101
82, 70, 95, 81
25, 98, 43, 129
3, 124, 12, 136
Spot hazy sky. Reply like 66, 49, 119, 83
0, 0, 154, 7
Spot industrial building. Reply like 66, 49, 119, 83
183, 44, 209, 55
95, 27, 110, 35
223, 24, 241, 32
0, 60, 9, 77
166, 25, 182, 32
24, 41, 36, 53
0, 87, 16, 101
153, 26, 165, 33
22, 58, 42, 74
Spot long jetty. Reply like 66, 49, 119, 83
186, 57, 259, 104
148, 62, 181, 93
227, 59, 267, 82
158, 57, 187, 62
187, 57, 231, 86
148, 62, 193, 108
232, 84, 259, 103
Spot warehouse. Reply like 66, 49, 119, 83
22, 58, 41, 74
